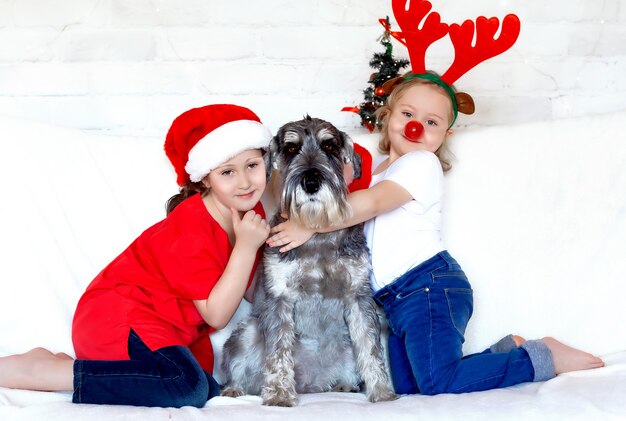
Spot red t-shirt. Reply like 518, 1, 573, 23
72, 194, 263, 372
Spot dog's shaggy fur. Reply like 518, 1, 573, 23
220, 116, 395, 407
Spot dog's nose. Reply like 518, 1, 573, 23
302, 169, 321, 194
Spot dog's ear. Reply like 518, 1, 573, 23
340, 131, 362, 180
352, 148, 363, 180
266, 134, 281, 182
263, 148, 272, 183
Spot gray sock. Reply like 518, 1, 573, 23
521, 339, 556, 382
490, 334, 517, 353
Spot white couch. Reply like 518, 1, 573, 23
1, 111, 625, 420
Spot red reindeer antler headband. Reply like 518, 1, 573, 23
383, 0, 521, 126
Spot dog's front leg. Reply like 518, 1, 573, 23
345, 294, 397, 402
258, 285, 298, 406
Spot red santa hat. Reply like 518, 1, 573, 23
164, 104, 272, 186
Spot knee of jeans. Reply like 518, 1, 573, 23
417, 382, 449, 396
164, 367, 210, 408
415, 374, 454, 396
392, 381, 419, 395
411, 378, 436, 396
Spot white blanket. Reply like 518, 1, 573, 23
2, 351, 625, 420
1, 111, 625, 420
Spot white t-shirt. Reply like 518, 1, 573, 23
364, 150, 445, 291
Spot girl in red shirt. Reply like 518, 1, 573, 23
0, 104, 272, 408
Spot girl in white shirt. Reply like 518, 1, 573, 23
267, 73, 604, 395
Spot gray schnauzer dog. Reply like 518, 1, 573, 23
220, 116, 395, 407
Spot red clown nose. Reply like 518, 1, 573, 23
404, 120, 423, 142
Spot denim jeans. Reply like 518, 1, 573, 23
374, 251, 535, 395
73, 329, 221, 407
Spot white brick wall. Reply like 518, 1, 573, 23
0, 0, 624, 135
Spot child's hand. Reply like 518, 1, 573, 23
232, 208, 270, 251
266, 218, 315, 252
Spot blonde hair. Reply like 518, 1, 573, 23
374, 74, 457, 172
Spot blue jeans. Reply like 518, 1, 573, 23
374, 251, 535, 395
73, 330, 221, 407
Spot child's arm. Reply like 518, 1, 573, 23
193, 208, 269, 329
267, 179, 412, 252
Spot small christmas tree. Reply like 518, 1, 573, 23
343, 17, 409, 132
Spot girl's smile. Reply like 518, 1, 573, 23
236, 191, 255, 200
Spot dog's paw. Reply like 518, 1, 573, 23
331, 383, 360, 393
262, 395, 296, 407
366, 383, 397, 403
221, 387, 245, 398
261, 387, 297, 407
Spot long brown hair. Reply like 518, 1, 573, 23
165, 181, 208, 215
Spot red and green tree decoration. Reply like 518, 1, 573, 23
343, 17, 409, 132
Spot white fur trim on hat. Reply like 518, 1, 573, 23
185, 120, 272, 182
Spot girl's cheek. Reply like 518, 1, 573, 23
390, 118, 405, 130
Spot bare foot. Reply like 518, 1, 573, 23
55, 352, 74, 361
543, 337, 605, 375
0, 347, 74, 391
512, 335, 526, 347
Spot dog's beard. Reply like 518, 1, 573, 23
282, 183, 352, 230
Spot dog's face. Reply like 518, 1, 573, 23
268, 116, 362, 230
